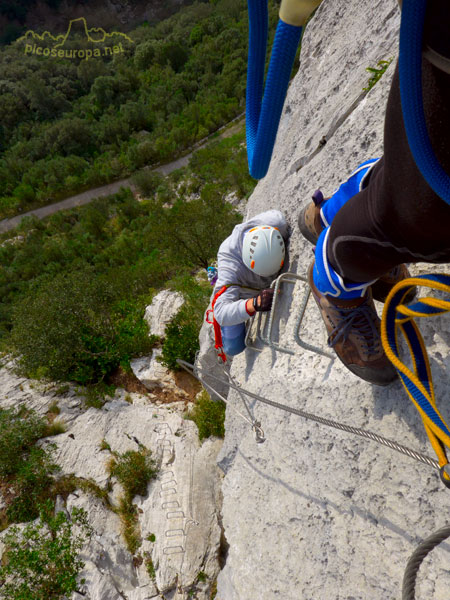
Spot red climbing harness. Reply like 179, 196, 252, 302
206, 285, 229, 363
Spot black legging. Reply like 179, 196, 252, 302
328, 22, 450, 283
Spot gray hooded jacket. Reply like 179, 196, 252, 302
213, 210, 288, 327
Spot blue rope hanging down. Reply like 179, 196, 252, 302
399, 0, 450, 205
246, 0, 302, 179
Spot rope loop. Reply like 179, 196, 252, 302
381, 274, 450, 486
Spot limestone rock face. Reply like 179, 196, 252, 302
131, 349, 178, 392
0, 365, 222, 600
145, 290, 184, 338
216, 1, 450, 599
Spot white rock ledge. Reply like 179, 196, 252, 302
0, 365, 223, 600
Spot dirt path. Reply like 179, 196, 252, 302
0, 115, 245, 234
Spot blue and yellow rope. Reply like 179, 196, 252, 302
381, 274, 450, 487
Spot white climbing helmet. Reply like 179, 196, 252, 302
242, 225, 285, 277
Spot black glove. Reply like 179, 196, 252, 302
254, 288, 274, 312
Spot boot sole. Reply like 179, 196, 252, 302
336, 358, 398, 386
298, 204, 319, 245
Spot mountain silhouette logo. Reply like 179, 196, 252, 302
17, 17, 134, 60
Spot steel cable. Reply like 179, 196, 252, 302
179, 359, 440, 471
182, 359, 450, 596
402, 525, 450, 600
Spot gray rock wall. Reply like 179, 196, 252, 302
216, 1, 450, 599
0, 364, 223, 600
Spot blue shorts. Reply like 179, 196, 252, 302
221, 322, 246, 356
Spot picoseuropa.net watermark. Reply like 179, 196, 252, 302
17, 17, 134, 61
24, 42, 127, 60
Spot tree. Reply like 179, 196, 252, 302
131, 170, 165, 197
121, 100, 154, 132
134, 40, 155, 70
76, 58, 107, 93
0, 503, 93, 600
145, 190, 241, 270
157, 41, 189, 73
90, 75, 117, 110
43, 118, 95, 157
0, 92, 26, 132
10, 269, 155, 383
26, 74, 71, 121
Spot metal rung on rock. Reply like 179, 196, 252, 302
245, 272, 333, 359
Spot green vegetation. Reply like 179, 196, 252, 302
108, 447, 157, 501
52, 384, 70, 396
0, 407, 64, 524
160, 306, 202, 370
363, 58, 393, 92
144, 552, 156, 580
10, 268, 158, 384
100, 439, 112, 452
0, 405, 116, 539
107, 446, 158, 553
211, 580, 218, 599
160, 269, 217, 371
0, 501, 93, 600
0, 131, 248, 385
0, 407, 107, 530
186, 390, 226, 441
45, 421, 67, 436
0, 407, 48, 478
82, 382, 116, 409
51, 474, 112, 508
48, 401, 61, 415
117, 495, 142, 554
0, 0, 278, 217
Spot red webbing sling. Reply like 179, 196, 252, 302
206, 285, 229, 363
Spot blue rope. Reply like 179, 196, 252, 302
246, 0, 302, 179
399, 0, 450, 205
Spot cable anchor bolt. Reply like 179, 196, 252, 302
253, 420, 266, 444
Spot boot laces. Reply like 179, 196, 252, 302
327, 302, 381, 354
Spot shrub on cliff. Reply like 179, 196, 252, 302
160, 274, 211, 371
0, 407, 61, 523
160, 307, 200, 371
0, 407, 47, 478
108, 447, 158, 502
186, 390, 225, 440
0, 502, 93, 600
9, 269, 156, 384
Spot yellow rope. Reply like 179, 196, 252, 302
381, 275, 450, 477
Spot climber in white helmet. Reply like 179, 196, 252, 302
212, 209, 288, 356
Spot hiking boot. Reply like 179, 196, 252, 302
371, 263, 416, 303
308, 261, 398, 386
298, 189, 326, 244
299, 193, 417, 303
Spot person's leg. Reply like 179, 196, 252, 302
299, 155, 414, 303
298, 159, 379, 245
309, 56, 450, 385
320, 159, 379, 228
327, 60, 450, 288
221, 322, 247, 356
